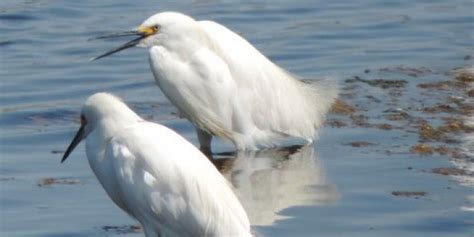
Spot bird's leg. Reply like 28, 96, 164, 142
196, 128, 213, 159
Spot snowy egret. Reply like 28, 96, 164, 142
61, 93, 251, 237
92, 12, 338, 152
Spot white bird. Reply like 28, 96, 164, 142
92, 12, 338, 152
61, 92, 251, 237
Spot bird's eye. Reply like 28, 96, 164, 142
152, 25, 160, 32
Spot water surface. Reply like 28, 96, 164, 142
1, 0, 473, 236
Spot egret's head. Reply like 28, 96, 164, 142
61, 93, 140, 163
91, 12, 197, 61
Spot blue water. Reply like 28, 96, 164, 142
1, 0, 473, 236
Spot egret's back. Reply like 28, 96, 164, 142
197, 20, 338, 147
107, 122, 251, 236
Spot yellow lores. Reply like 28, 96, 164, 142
137, 25, 158, 36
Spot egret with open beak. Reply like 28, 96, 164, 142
91, 12, 338, 154
90, 25, 158, 61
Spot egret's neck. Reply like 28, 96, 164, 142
85, 124, 131, 214
156, 27, 213, 59
85, 112, 142, 165
84, 113, 141, 200
99, 115, 141, 138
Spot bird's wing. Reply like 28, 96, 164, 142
108, 122, 250, 236
183, 47, 238, 139
198, 21, 338, 141
149, 44, 236, 140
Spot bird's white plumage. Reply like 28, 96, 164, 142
79, 93, 250, 237
139, 12, 338, 150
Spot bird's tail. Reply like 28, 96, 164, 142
299, 77, 339, 132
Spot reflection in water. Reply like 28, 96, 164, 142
459, 112, 473, 212
214, 145, 338, 226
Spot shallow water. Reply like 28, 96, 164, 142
1, 0, 473, 236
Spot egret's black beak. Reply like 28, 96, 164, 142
88, 31, 144, 40
61, 123, 86, 163
90, 26, 158, 61
90, 31, 146, 61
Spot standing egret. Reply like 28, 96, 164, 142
92, 12, 338, 152
61, 92, 251, 237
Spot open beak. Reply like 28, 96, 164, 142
88, 31, 144, 40
61, 124, 86, 163
90, 26, 157, 61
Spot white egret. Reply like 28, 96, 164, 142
92, 12, 338, 152
61, 92, 251, 237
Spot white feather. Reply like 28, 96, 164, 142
80, 93, 250, 237
141, 12, 338, 150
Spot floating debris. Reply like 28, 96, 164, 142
38, 178, 82, 187
376, 123, 393, 130
324, 63, 473, 194
378, 65, 433, 77
384, 108, 410, 121
346, 76, 407, 89
350, 114, 369, 127
51, 150, 64, 154
417, 120, 473, 143
441, 119, 473, 133
432, 146, 450, 155
348, 141, 375, 147
325, 119, 347, 128
419, 123, 444, 141
410, 144, 434, 155
330, 99, 356, 115
432, 167, 468, 176
391, 191, 427, 198
102, 225, 142, 234
423, 104, 457, 114
454, 70, 474, 83
417, 67, 473, 90
417, 81, 453, 90
386, 112, 410, 121
446, 96, 466, 105
409, 144, 466, 159
366, 95, 382, 103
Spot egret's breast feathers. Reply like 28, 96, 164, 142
149, 46, 235, 141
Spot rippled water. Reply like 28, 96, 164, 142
1, 0, 473, 236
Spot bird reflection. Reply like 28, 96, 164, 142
213, 145, 338, 226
